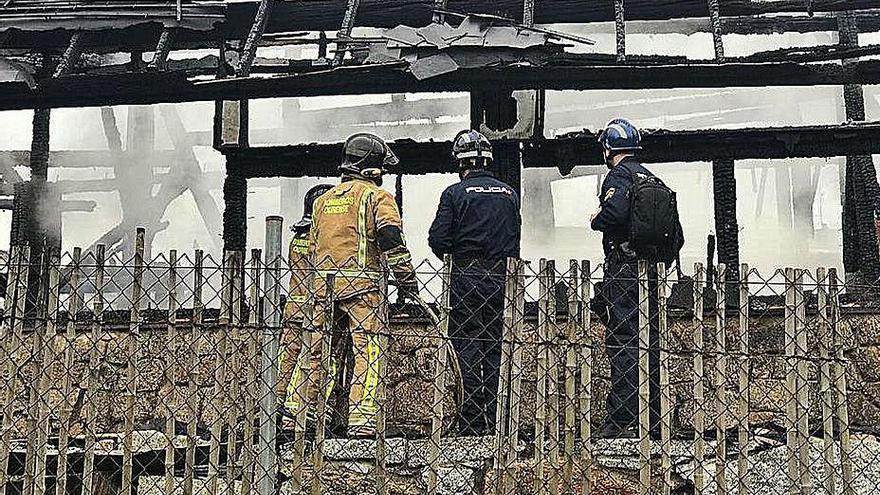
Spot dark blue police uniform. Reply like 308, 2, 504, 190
591, 158, 662, 430
428, 169, 521, 435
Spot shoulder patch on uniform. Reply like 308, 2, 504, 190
604, 187, 616, 202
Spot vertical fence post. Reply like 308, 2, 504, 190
563, 260, 579, 494
494, 258, 514, 495
429, 256, 452, 495
374, 270, 390, 495
784, 267, 798, 494
493, 258, 511, 494
82, 244, 104, 495
534, 259, 550, 494
578, 260, 592, 495
33, 252, 60, 495
829, 268, 854, 495
291, 254, 312, 492
208, 251, 233, 495
56, 247, 82, 495
737, 264, 750, 495
184, 250, 204, 495
816, 267, 835, 495
506, 259, 526, 494
223, 251, 242, 495
692, 262, 706, 495
257, 216, 283, 495
311, 273, 335, 495
637, 260, 650, 495
25, 250, 49, 495
794, 269, 811, 495
714, 263, 728, 495
657, 262, 671, 495
547, 260, 560, 495
0, 245, 22, 495
241, 248, 263, 495
122, 228, 145, 495
226, 251, 244, 495
164, 250, 179, 495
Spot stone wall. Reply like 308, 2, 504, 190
5, 309, 880, 438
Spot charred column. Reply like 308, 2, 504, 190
707, 2, 739, 285
712, 159, 739, 283
12, 110, 61, 315
11, 52, 62, 314
839, 12, 880, 282
223, 154, 248, 251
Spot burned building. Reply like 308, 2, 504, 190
1, 1, 880, 494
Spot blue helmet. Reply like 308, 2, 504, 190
597, 118, 642, 152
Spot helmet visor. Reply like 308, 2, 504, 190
383, 146, 400, 169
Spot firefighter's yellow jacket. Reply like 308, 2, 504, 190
310, 178, 415, 298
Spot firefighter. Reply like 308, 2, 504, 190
428, 130, 521, 436
279, 183, 350, 433
310, 133, 418, 438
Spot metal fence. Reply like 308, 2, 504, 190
0, 218, 878, 494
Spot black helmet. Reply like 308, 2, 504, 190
303, 184, 333, 218
293, 183, 333, 230
452, 129, 493, 169
339, 133, 399, 179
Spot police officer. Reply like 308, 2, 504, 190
428, 130, 521, 436
591, 119, 675, 437
280, 183, 349, 434
311, 133, 418, 438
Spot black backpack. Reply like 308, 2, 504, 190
622, 164, 684, 265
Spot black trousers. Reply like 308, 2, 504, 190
449, 264, 505, 435
601, 260, 661, 428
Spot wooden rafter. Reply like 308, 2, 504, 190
8, 58, 880, 110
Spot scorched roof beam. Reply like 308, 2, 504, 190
7, 58, 880, 110
226, 0, 880, 35
224, 123, 880, 179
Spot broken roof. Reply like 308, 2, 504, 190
363, 14, 594, 80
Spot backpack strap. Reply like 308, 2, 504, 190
617, 160, 666, 187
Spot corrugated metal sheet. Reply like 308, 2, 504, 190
0, 0, 225, 32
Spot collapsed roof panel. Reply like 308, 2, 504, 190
364, 15, 592, 80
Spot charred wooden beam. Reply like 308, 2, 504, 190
708, 0, 725, 61
148, 29, 175, 71
53, 32, 85, 78
334, 0, 362, 65
225, 123, 880, 179
30, 109, 50, 181
524, 124, 880, 168
615, 0, 626, 62
227, 0, 880, 35
10, 58, 880, 110
222, 159, 248, 251
839, 11, 880, 282
707, 0, 737, 280
523, 0, 537, 28
238, 0, 273, 77
712, 159, 739, 282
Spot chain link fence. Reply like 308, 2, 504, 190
0, 218, 878, 494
